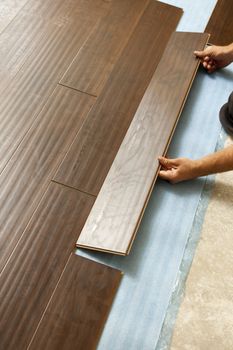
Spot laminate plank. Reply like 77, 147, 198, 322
205, 0, 233, 45
76, 32, 209, 255
0, 85, 95, 273
0, 0, 109, 91
60, 0, 150, 96
0, 183, 95, 350
0, 13, 57, 90
53, 0, 182, 196
28, 254, 122, 350
23, 0, 110, 23
0, 8, 97, 173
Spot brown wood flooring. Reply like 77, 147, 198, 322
76, 32, 209, 255
28, 254, 122, 350
0, 183, 95, 349
205, 0, 233, 45
53, 1, 182, 196
60, 0, 150, 96
0, 0, 183, 348
0, 85, 95, 272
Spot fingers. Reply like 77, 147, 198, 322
158, 156, 178, 169
202, 60, 217, 73
158, 169, 175, 182
194, 49, 207, 58
195, 52, 217, 73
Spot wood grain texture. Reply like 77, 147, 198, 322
205, 0, 233, 45
0, 0, 108, 173
28, 254, 122, 350
53, 0, 182, 196
23, 0, 110, 23
0, 183, 95, 350
76, 32, 209, 255
0, 0, 109, 91
0, 85, 95, 273
60, 0, 149, 96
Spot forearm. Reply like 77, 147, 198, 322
193, 145, 233, 177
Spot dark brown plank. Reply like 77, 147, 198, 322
53, 0, 182, 196
60, 0, 150, 96
0, 0, 108, 173
77, 32, 209, 255
24, 0, 110, 23
0, 183, 95, 350
205, 0, 233, 45
0, 0, 109, 91
0, 85, 95, 273
28, 254, 122, 350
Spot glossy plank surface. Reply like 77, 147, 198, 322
53, 0, 182, 196
0, 85, 95, 272
29, 254, 122, 350
77, 32, 209, 255
60, 0, 149, 96
0, 183, 95, 350
205, 0, 233, 45
0, 0, 105, 173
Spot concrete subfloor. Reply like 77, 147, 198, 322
170, 137, 233, 350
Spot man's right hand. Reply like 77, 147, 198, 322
194, 43, 233, 73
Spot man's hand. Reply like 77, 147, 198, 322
194, 43, 233, 73
158, 157, 199, 183
159, 146, 233, 183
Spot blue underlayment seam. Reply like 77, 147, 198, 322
155, 130, 228, 350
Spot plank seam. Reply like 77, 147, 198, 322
26, 252, 74, 350
52, 179, 97, 198
58, 82, 97, 97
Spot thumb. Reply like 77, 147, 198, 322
194, 49, 207, 58
158, 156, 177, 169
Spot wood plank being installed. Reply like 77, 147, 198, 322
0, 85, 95, 273
28, 254, 122, 350
60, 0, 149, 96
0, 183, 95, 350
76, 32, 209, 255
0, 0, 106, 173
53, 0, 182, 196
205, 0, 233, 45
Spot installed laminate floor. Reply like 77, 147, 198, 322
0, 85, 95, 272
53, 1, 182, 195
60, 0, 150, 96
28, 254, 122, 350
0, 0, 183, 348
0, 183, 95, 350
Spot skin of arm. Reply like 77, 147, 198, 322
158, 43, 233, 183
194, 42, 233, 72
158, 145, 233, 183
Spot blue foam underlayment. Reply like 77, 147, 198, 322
156, 130, 228, 350
76, 1, 233, 349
